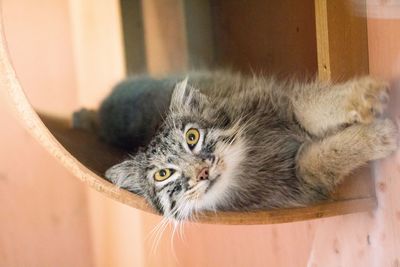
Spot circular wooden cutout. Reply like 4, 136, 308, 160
0, 14, 376, 225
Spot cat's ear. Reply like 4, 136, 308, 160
105, 159, 144, 195
170, 77, 209, 112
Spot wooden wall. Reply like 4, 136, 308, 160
211, 0, 318, 77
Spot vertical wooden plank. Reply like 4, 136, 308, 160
69, 0, 126, 108
314, 0, 331, 80
141, 0, 214, 76
315, 0, 369, 81
120, 0, 147, 74
142, 0, 188, 76
183, 0, 214, 68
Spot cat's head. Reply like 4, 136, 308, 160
105, 78, 246, 221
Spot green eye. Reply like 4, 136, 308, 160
154, 168, 174, 181
186, 128, 200, 149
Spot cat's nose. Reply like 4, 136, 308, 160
196, 167, 209, 181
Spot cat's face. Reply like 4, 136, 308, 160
106, 79, 246, 220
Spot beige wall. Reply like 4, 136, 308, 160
0, 0, 92, 266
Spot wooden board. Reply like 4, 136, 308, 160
120, 0, 147, 74
315, 0, 369, 81
39, 114, 377, 225
211, 0, 318, 78
141, 0, 214, 75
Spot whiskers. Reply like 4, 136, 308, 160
146, 193, 197, 259
147, 216, 171, 256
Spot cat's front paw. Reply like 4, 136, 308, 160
347, 77, 389, 124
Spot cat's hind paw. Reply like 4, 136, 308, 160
347, 77, 389, 124
368, 119, 398, 159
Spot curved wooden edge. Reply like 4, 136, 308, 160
0, 7, 377, 225
0, 10, 152, 214
196, 198, 377, 225
41, 113, 377, 225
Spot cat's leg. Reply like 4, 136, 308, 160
290, 77, 389, 136
297, 119, 397, 191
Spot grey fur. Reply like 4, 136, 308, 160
97, 77, 174, 149
104, 71, 398, 221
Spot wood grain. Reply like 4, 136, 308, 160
120, 0, 147, 74
315, 0, 369, 81
211, 0, 318, 78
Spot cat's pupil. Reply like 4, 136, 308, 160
159, 170, 166, 177
188, 134, 196, 141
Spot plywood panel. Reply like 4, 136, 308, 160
211, 0, 318, 77
142, 0, 188, 76
120, 0, 147, 74
69, 0, 126, 108
141, 0, 214, 76
183, 0, 214, 68
26, 111, 375, 225
315, 0, 369, 81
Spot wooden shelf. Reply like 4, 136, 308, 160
40, 114, 376, 225
1, 0, 375, 225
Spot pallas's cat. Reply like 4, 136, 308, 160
100, 71, 397, 221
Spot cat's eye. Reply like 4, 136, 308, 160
154, 168, 174, 181
185, 128, 200, 149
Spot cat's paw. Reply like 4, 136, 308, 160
367, 119, 398, 159
347, 77, 389, 124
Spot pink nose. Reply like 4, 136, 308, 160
197, 167, 209, 181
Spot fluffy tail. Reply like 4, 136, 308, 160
72, 108, 99, 133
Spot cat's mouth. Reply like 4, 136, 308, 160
191, 156, 225, 197
205, 174, 220, 193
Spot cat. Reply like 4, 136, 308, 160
100, 70, 398, 221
